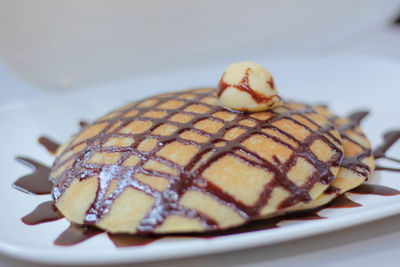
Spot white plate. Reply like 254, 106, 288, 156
1, 56, 400, 265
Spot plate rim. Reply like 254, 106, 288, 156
1, 186, 400, 265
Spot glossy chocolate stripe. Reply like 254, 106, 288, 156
38, 136, 60, 155
13, 157, 53, 195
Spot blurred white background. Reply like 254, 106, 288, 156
0, 0, 399, 107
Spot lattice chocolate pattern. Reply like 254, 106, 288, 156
289, 108, 374, 211
50, 88, 344, 234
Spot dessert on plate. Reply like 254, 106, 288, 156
49, 62, 374, 234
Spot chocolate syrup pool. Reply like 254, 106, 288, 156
12, 115, 400, 248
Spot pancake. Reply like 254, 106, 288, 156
288, 107, 374, 211
50, 88, 344, 234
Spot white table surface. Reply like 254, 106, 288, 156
1, 20, 400, 267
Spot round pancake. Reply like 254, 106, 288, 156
50, 88, 344, 234
288, 107, 374, 211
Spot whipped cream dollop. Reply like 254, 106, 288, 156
217, 61, 282, 112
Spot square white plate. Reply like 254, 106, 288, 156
1, 56, 400, 265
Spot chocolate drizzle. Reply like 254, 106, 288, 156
373, 130, 400, 172
79, 121, 89, 128
327, 194, 361, 208
330, 111, 372, 178
51, 89, 344, 232
22, 201, 63, 225
217, 69, 281, 106
12, 157, 53, 195
373, 130, 400, 159
350, 183, 400, 196
54, 223, 103, 246
108, 232, 162, 247
347, 111, 370, 126
38, 136, 60, 155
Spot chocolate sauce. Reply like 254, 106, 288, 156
79, 121, 89, 128
51, 89, 343, 232
350, 183, 400, 196
330, 110, 372, 178
217, 69, 281, 106
372, 130, 400, 173
38, 136, 60, 155
324, 186, 340, 195
347, 111, 369, 126
326, 194, 361, 208
54, 223, 103, 246
375, 166, 400, 172
108, 233, 161, 247
284, 211, 325, 220
12, 157, 53, 195
22, 201, 63, 225
373, 130, 400, 159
